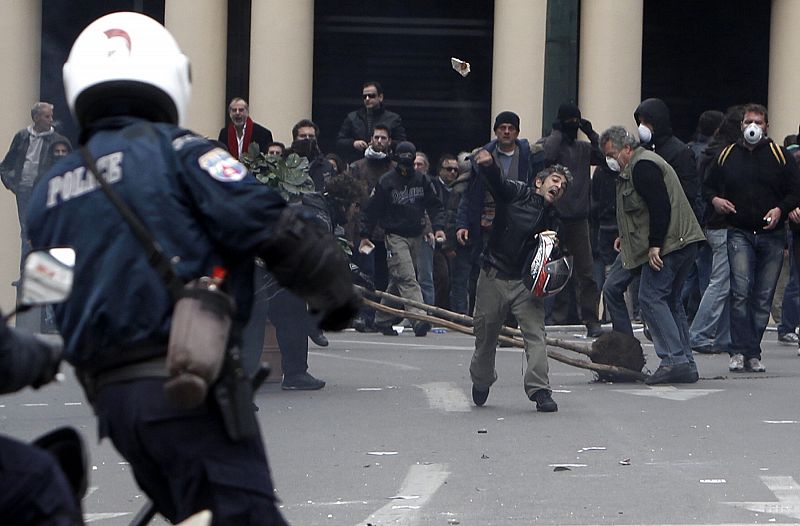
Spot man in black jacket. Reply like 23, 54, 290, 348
360, 142, 445, 337
704, 103, 800, 373
543, 102, 605, 336
468, 150, 570, 412
337, 81, 406, 163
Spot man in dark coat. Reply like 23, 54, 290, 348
336, 81, 406, 163
217, 97, 273, 159
542, 102, 605, 336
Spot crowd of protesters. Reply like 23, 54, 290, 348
6, 82, 800, 392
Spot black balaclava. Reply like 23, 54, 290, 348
556, 103, 581, 142
394, 141, 416, 176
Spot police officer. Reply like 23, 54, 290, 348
26, 12, 358, 525
0, 323, 82, 525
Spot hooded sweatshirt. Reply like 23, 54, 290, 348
634, 98, 702, 219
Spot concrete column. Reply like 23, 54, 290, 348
578, 0, 643, 136
768, 0, 800, 143
165, 0, 228, 138
250, 0, 314, 145
0, 1, 41, 311
491, 0, 548, 141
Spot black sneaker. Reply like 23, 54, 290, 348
414, 321, 431, 337
282, 372, 326, 390
531, 389, 558, 412
375, 323, 399, 336
645, 362, 697, 385
309, 331, 329, 347
472, 385, 490, 406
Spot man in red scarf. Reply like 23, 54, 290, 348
217, 97, 273, 159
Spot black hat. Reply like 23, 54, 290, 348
493, 111, 520, 131
556, 103, 581, 122
394, 141, 416, 161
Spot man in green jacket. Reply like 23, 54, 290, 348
600, 126, 706, 385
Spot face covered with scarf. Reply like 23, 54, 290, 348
555, 102, 582, 142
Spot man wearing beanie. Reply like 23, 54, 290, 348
360, 141, 447, 336
455, 111, 545, 313
543, 102, 605, 337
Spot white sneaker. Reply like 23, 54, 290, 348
745, 357, 766, 372
729, 353, 744, 372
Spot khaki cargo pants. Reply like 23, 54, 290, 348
470, 267, 549, 399
375, 233, 427, 325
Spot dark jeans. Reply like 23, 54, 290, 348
551, 219, 601, 326
433, 248, 451, 309
351, 240, 389, 324
779, 232, 799, 335
449, 242, 481, 315
268, 287, 312, 377
639, 243, 699, 366
602, 253, 636, 336
240, 267, 313, 377
728, 228, 785, 359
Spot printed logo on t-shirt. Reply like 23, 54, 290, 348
198, 148, 246, 182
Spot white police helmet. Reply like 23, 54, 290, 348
63, 11, 191, 128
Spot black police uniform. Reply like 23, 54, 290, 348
26, 116, 290, 525
0, 324, 81, 525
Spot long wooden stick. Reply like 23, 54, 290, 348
359, 286, 594, 358
362, 298, 646, 381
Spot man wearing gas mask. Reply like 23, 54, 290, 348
360, 141, 446, 337
601, 125, 706, 385
603, 98, 701, 338
704, 103, 800, 373
289, 119, 335, 191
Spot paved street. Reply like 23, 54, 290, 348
2, 324, 800, 525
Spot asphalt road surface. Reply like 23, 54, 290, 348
2, 324, 799, 525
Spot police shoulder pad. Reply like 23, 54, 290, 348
198, 148, 247, 182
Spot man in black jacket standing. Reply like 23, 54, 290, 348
337, 81, 406, 163
704, 103, 800, 373
469, 150, 570, 412
543, 103, 605, 336
360, 142, 445, 337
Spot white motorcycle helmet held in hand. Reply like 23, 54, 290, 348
526, 231, 573, 298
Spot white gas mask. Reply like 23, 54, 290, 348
637, 123, 652, 144
605, 156, 621, 172
743, 123, 763, 145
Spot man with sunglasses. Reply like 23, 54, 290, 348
336, 81, 406, 163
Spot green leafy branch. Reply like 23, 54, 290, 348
240, 143, 314, 202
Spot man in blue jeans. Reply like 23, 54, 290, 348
689, 228, 731, 354
704, 103, 800, 372
601, 126, 706, 385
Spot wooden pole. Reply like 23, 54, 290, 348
360, 286, 594, 358
361, 297, 646, 381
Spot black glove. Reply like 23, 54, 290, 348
579, 119, 593, 135
259, 207, 360, 331
0, 324, 62, 393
